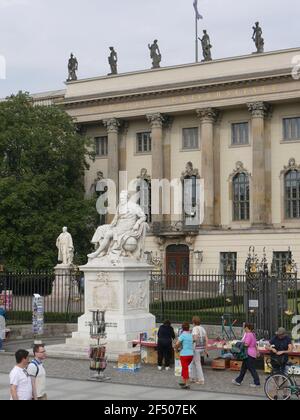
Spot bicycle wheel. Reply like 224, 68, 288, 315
264, 374, 292, 400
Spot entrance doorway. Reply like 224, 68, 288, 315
166, 245, 190, 290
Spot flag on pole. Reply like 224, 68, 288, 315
193, 0, 203, 20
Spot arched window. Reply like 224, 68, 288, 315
233, 173, 250, 221
285, 170, 300, 219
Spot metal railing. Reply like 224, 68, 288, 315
0, 270, 84, 325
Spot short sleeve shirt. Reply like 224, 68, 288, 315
179, 332, 194, 356
9, 367, 32, 401
27, 360, 46, 398
270, 336, 292, 352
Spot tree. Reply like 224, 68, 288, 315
0, 92, 98, 270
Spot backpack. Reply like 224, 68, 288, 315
29, 360, 40, 377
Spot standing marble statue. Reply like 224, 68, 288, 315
88, 191, 148, 261
199, 30, 212, 61
148, 40, 161, 69
108, 47, 118, 75
252, 22, 264, 53
56, 227, 74, 265
67, 53, 78, 81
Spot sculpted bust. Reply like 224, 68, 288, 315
88, 191, 149, 261
56, 227, 74, 265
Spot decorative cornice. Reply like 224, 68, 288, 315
280, 158, 300, 177
103, 118, 121, 133
181, 162, 200, 180
228, 161, 251, 181
61, 72, 293, 110
196, 107, 220, 123
146, 113, 165, 129
247, 102, 272, 119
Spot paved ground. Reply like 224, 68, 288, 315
0, 344, 267, 400
0, 374, 264, 401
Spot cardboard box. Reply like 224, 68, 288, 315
230, 360, 243, 371
141, 347, 157, 365
211, 358, 231, 370
118, 353, 141, 365
288, 356, 300, 366
117, 363, 141, 372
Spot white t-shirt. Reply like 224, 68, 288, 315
9, 367, 33, 401
27, 360, 46, 398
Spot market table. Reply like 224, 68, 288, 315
258, 348, 300, 374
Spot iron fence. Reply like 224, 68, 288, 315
150, 271, 300, 338
0, 270, 84, 325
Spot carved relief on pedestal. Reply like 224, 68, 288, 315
127, 281, 147, 311
90, 272, 118, 311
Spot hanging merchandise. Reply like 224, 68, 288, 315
32, 294, 44, 337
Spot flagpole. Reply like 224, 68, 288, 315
195, 13, 198, 63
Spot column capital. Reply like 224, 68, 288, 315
146, 113, 165, 129
196, 108, 220, 123
247, 102, 272, 119
103, 118, 121, 133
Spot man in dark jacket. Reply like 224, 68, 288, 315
157, 320, 175, 371
270, 327, 293, 373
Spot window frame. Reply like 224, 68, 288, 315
136, 132, 152, 154
182, 127, 200, 151
95, 136, 108, 158
283, 117, 300, 142
285, 169, 300, 220
232, 172, 250, 222
231, 122, 250, 146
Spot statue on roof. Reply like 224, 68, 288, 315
252, 22, 264, 54
108, 47, 118, 75
148, 40, 161, 69
67, 53, 78, 82
199, 30, 212, 62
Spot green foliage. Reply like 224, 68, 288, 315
0, 92, 98, 270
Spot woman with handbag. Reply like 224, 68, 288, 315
190, 316, 208, 385
232, 323, 261, 388
176, 322, 194, 390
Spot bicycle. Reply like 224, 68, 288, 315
264, 358, 300, 400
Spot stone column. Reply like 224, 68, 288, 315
103, 118, 120, 222
103, 118, 120, 196
247, 102, 271, 226
196, 108, 219, 228
147, 113, 164, 227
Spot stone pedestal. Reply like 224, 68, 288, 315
52, 265, 72, 298
47, 257, 156, 360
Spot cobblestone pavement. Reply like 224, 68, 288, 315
0, 374, 264, 400
0, 351, 266, 399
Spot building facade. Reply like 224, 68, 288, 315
34, 48, 300, 275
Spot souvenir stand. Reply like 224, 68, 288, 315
32, 294, 44, 339
87, 310, 111, 382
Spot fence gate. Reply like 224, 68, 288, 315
244, 248, 299, 339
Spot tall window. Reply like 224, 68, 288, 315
283, 117, 300, 141
182, 128, 199, 150
233, 173, 250, 221
136, 132, 152, 153
95, 136, 108, 157
220, 252, 237, 274
272, 251, 291, 274
231, 122, 249, 146
285, 170, 300, 219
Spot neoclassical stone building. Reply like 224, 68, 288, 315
32, 47, 300, 276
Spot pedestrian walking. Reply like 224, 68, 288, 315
232, 323, 261, 388
9, 349, 33, 400
176, 322, 194, 390
28, 343, 47, 400
157, 320, 175, 371
190, 316, 208, 385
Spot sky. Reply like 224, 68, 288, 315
0, 0, 299, 97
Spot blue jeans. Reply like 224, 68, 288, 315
235, 356, 260, 386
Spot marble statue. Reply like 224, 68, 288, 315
67, 53, 78, 82
199, 30, 212, 61
108, 47, 118, 75
148, 40, 161, 69
56, 227, 74, 265
88, 191, 148, 261
252, 22, 264, 53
